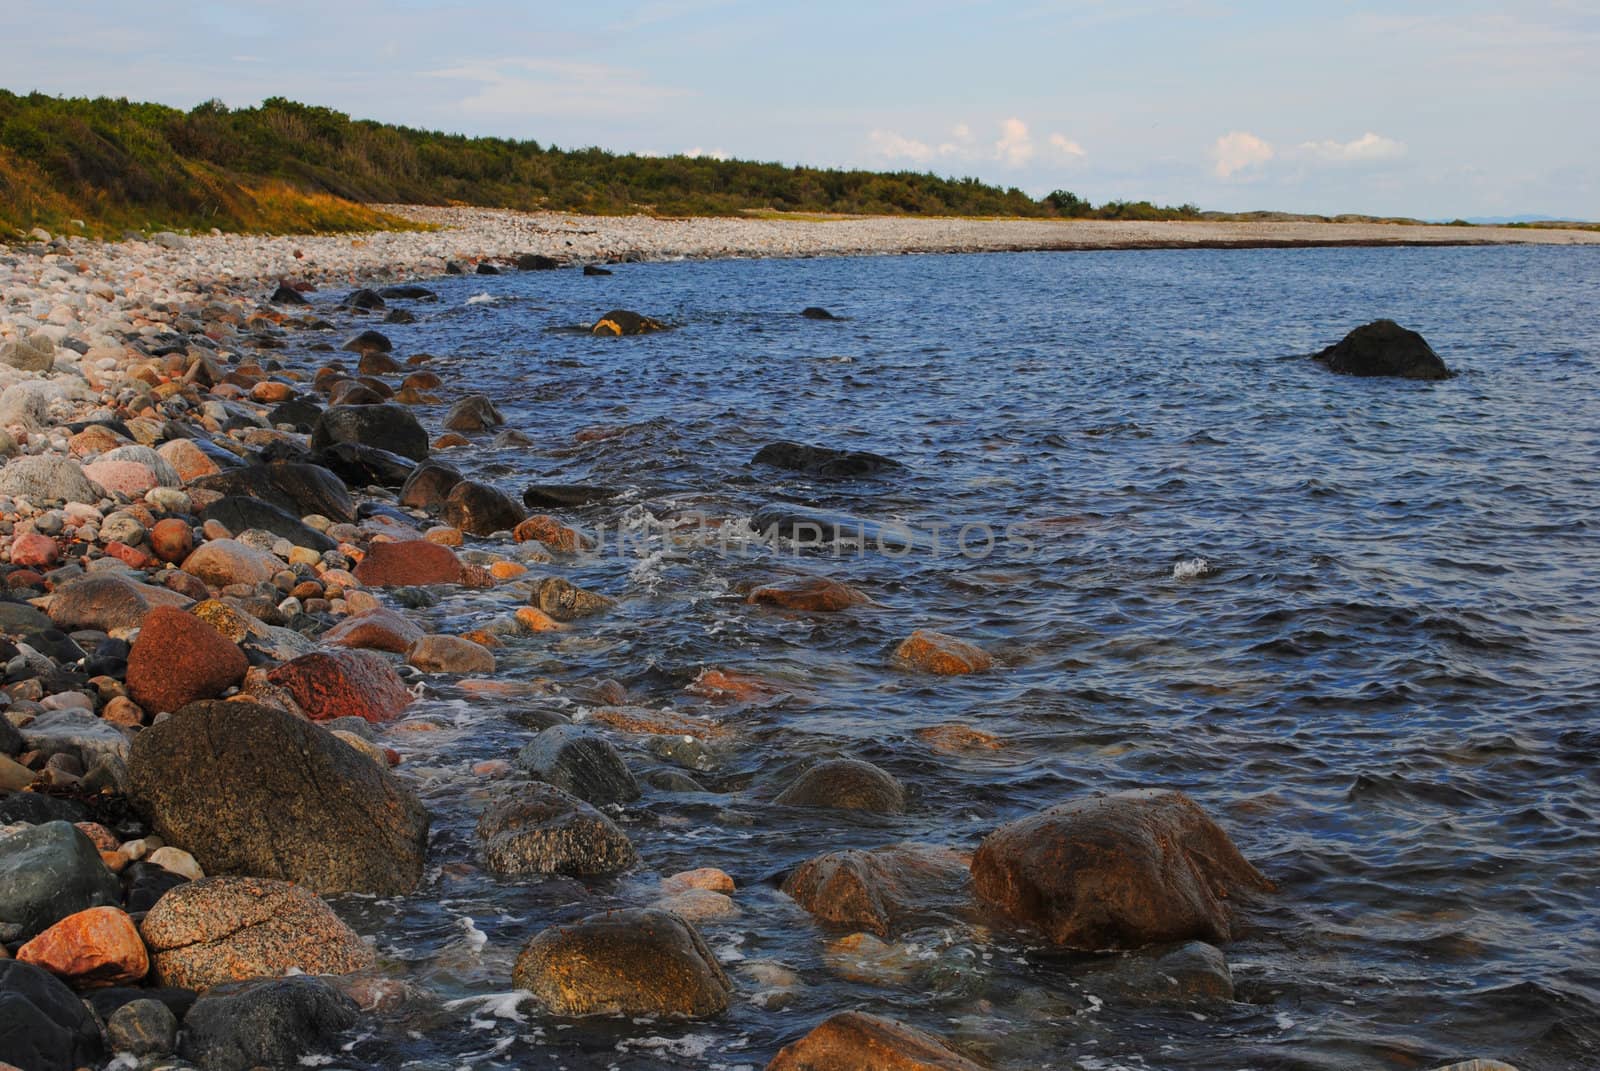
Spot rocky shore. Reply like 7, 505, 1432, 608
0, 216, 1543, 1070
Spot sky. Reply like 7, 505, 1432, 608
2, 0, 1596, 219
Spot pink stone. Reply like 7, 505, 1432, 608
83, 460, 160, 498
11, 532, 59, 568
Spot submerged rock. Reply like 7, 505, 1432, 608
442, 479, 525, 536
531, 576, 614, 620
767, 1010, 982, 1071
591, 309, 666, 336
749, 575, 870, 612
782, 843, 972, 937
521, 483, 618, 508
775, 758, 906, 814
893, 630, 993, 675
752, 440, 900, 477
1312, 319, 1451, 380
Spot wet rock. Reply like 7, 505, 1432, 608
127, 700, 429, 894
266, 649, 414, 723
310, 442, 414, 491
663, 868, 736, 895
443, 394, 505, 431
140, 876, 374, 989
0, 456, 99, 504
749, 575, 870, 611
476, 261, 500, 274
126, 606, 247, 714
591, 309, 666, 336
443, 480, 525, 536
17, 905, 148, 987
1079, 940, 1234, 1004
270, 283, 308, 305
775, 758, 906, 814
378, 284, 437, 300
477, 782, 637, 876
0, 960, 105, 1071
783, 843, 972, 937
398, 458, 463, 511
200, 496, 338, 551
352, 539, 464, 586
767, 1010, 982, 1071
512, 908, 731, 1018
189, 462, 356, 524
1313, 319, 1451, 380
749, 503, 921, 550
311, 403, 429, 461
583, 263, 614, 276
341, 328, 391, 354
970, 789, 1273, 949
516, 724, 641, 806
800, 306, 840, 320
178, 975, 359, 1071
407, 634, 496, 674
358, 349, 404, 372
513, 514, 588, 552
521, 483, 618, 508
0, 821, 120, 942
517, 253, 561, 270
180, 537, 281, 587
47, 574, 192, 633
322, 607, 424, 652
893, 630, 993, 675
106, 997, 178, 1057
753, 441, 902, 477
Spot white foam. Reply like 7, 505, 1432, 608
1172, 557, 1213, 581
466, 292, 495, 305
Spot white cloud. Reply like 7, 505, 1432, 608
951, 122, 971, 140
994, 117, 1035, 166
1049, 132, 1086, 157
682, 146, 730, 161
871, 118, 1076, 169
1212, 130, 1274, 177
1298, 131, 1406, 163
423, 58, 693, 119
868, 129, 936, 163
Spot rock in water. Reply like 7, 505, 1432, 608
970, 789, 1273, 949
749, 576, 870, 612
800, 306, 839, 320
521, 483, 617, 508
766, 1010, 983, 1071
893, 630, 994, 675
399, 459, 463, 511
311, 403, 429, 461
341, 328, 391, 353
782, 843, 972, 937
352, 539, 465, 587
0, 960, 105, 1071
752, 440, 901, 477
407, 634, 496, 675
442, 394, 505, 431
178, 975, 359, 1071
139, 877, 374, 989
1312, 319, 1451, 380
591, 309, 666, 336
127, 700, 429, 895
530, 576, 614, 620
269, 283, 308, 305
516, 724, 640, 806
477, 782, 637, 876
0, 822, 121, 942
442, 480, 526, 536
511, 908, 731, 1018
517, 253, 561, 270
312, 442, 417, 489
775, 758, 906, 813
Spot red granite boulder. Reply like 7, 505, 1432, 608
266, 650, 413, 723
126, 607, 248, 715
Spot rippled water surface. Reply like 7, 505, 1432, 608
310, 246, 1600, 1070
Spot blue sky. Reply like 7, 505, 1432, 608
4, 1, 1596, 217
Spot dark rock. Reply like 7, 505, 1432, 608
0, 821, 120, 942
0, 792, 89, 824
46, 574, 193, 633
750, 503, 922, 550
970, 789, 1273, 949
311, 442, 417, 489
0, 714, 22, 756
127, 700, 429, 895
1312, 319, 1451, 380
357, 351, 403, 375
800, 306, 839, 320
521, 483, 618, 508
516, 724, 640, 806
341, 329, 392, 356
0, 599, 54, 634
512, 908, 731, 1018
1078, 940, 1235, 1005
0, 959, 105, 1071
264, 396, 323, 433
179, 975, 359, 1071
398, 459, 463, 511
442, 480, 526, 536
311, 404, 429, 462
582, 264, 613, 276
516, 253, 561, 270
327, 381, 385, 406
591, 309, 666, 336
475, 262, 500, 275
477, 782, 637, 876
106, 997, 179, 1057
269, 284, 308, 306
768, 1011, 982, 1071
753, 440, 901, 477
775, 758, 905, 813
189, 462, 356, 524
782, 843, 971, 936
200, 496, 338, 551
382, 308, 416, 325
342, 288, 385, 311
442, 394, 504, 432
84, 985, 197, 1029
377, 285, 437, 300
445, 260, 465, 274
121, 860, 191, 914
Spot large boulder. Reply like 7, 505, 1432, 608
139, 877, 374, 989
782, 843, 972, 937
970, 789, 1272, 949
127, 700, 429, 895
0, 960, 105, 1071
775, 758, 906, 814
265, 649, 414, 723
125, 606, 248, 715
352, 539, 464, 587
178, 975, 359, 1071
766, 1011, 983, 1071
179, 537, 282, 588
188, 462, 356, 524
311, 441, 416, 489
442, 480, 526, 536
200, 496, 337, 551
0, 456, 99, 504
311, 404, 429, 461
752, 441, 902, 478
46, 574, 192, 633
17, 906, 149, 987
0, 822, 121, 942
512, 908, 731, 1018
477, 782, 637, 877
516, 724, 640, 806
1312, 319, 1451, 380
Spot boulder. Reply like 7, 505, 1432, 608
311, 442, 416, 489
377, 284, 437, 300
442, 480, 526, 536
782, 844, 972, 937
127, 700, 429, 894
0, 822, 120, 942
521, 483, 618, 508
139, 877, 374, 989
442, 394, 505, 432
311, 404, 428, 461
148, 517, 195, 563
125, 606, 248, 715
530, 576, 614, 620
591, 309, 666, 336
0, 960, 104, 1071
407, 634, 496, 675
750, 503, 922, 550
749, 576, 870, 612
398, 458, 463, 511
266, 649, 414, 723
157, 437, 229, 481
81, 459, 159, 497
512, 908, 731, 1018
517, 253, 561, 270
970, 789, 1273, 949
513, 514, 588, 552
17, 906, 149, 987
270, 283, 309, 305
766, 1011, 982, 1071
179, 537, 281, 587
178, 975, 359, 1071
893, 630, 993, 675
775, 758, 906, 814
0, 456, 99, 505
800, 306, 840, 320
188, 462, 356, 524
352, 539, 464, 586
341, 328, 391, 353
200, 496, 337, 551
322, 607, 424, 652
47, 574, 192, 633
477, 782, 637, 876
752, 441, 901, 478
1313, 319, 1451, 380
516, 724, 640, 806
106, 997, 178, 1058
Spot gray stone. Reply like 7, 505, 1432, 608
0, 381, 58, 429
477, 782, 637, 876
0, 455, 99, 504
47, 574, 192, 632
0, 821, 121, 941
0, 331, 55, 372
516, 724, 640, 806
775, 757, 906, 813
178, 975, 358, 1071
107, 997, 179, 1057
1079, 940, 1235, 1005
19, 708, 131, 780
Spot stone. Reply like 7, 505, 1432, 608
1078, 940, 1235, 1005
443, 480, 525, 536
443, 394, 505, 432
47, 574, 192, 633
322, 607, 424, 652
270, 283, 309, 305
516, 724, 640, 806
180, 537, 281, 587
200, 496, 337, 551
766, 1011, 983, 1071
126, 606, 247, 714
970, 789, 1274, 949
0, 822, 120, 942
513, 514, 587, 552
752, 441, 902, 477
775, 758, 906, 814
512, 908, 731, 1018
341, 328, 391, 354
750, 503, 921, 550
81, 459, 158, 498
157, 438, 226, 481
800, 306, 840, 320
521, 483, 617, 508
663, 868, 736, 895
148, 517, 194, 563
16, 906, 148, 987
140, 876, 374, 989
517, 253, 561, 270
0, 456, 99, 505
178, 975, 359, 1071
397, 458, 462, 510
106, 997, 178, 1057
893, 630, 994, 675
9, 532, 58, 568
18, 709, 130, 781
127, 700, 429, 895
189, 462, 356, 525
352, 539, 464, 586
266, 649, 414, 723
407, 634, 496, 674
146, 846, 203, 881
1313, 319, 1451, 380
477, 782, 636, 876
0, 960, 104, 1071
312, 441, 416, 489
582, 263, 613, 276
590, 309, 666, 336
311, 403, 428, 461
749, 575, 870, 611
0, 331, 55, 372
782, 843, 972, 937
